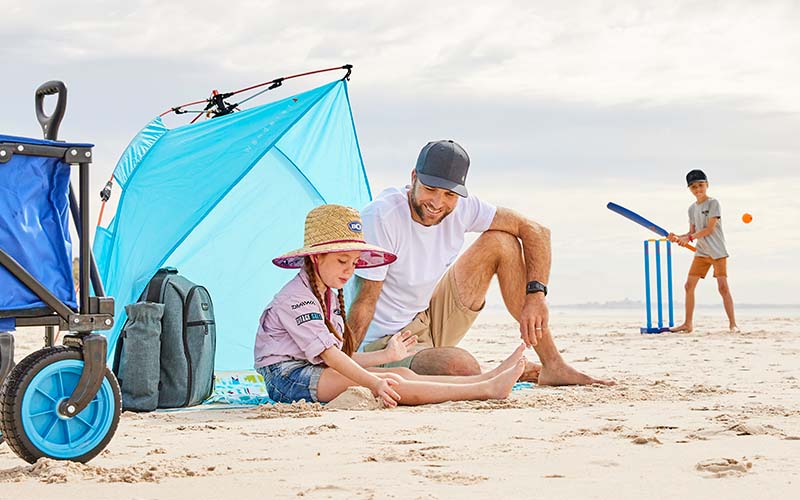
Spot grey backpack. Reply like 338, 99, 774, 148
115, 268, 216, 410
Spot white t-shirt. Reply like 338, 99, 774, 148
355, 186, 496, 344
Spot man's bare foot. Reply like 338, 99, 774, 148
670, 323, 693, 333
483, 343, 526, 380
518, 359, 541, 383
486, 357, 527, 399
537, 361, 615, 387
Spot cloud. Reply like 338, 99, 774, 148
3, 1, 799, 110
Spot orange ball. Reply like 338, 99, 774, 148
742, 213, 753, 224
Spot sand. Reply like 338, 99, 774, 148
1, 308, 798, 499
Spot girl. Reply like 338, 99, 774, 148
254, 204, 525, 407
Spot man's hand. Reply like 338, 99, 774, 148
371, 376, 401, 408
383, 330, 418, 362
520, 293, 549, 347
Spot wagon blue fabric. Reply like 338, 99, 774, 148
0, 134, 89, 316
93, 79, 372, 370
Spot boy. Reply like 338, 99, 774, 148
669, 169, 739, 333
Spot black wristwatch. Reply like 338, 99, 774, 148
526, 280, 547, 296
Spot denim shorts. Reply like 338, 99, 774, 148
257, 359, 325, 403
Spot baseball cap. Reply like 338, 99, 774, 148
686, 169, 708, 186
415, 140, 470, 197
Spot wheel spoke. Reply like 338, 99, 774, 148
74, 414, 94, 429
57, 370, 66, 398
29, 408, 56, 419
63, 419, 73, 446
34, 387, 58, 402
41, 415, 59, 440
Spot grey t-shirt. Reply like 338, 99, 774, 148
688, 197, 728, 259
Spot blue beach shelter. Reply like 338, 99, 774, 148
94, 79, 371, 370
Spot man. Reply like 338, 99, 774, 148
348, 140, 612, 385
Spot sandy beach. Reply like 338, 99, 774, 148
1, 307, 798, 499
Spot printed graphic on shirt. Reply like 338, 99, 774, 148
296, 312, 323, 326
333, 308, 343, 316
291, 300, 316, 310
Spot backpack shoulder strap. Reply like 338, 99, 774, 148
145, 268, 177, 304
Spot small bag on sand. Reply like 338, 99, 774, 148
117, 302, 164, 411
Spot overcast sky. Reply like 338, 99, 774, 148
2, 0, 798, 307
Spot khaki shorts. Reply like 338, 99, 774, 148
689, 256, 728, 278
362, 265, 482, 368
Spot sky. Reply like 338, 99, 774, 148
2, 0, 799, 307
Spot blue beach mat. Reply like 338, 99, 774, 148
205, 371, 275, 405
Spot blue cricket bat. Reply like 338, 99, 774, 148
607, 202, 696, 252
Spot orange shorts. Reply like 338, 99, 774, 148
689, 256, 728, 278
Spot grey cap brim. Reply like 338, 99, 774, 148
416, 172, 468, 197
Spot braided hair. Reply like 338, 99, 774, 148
303, 257, 356, 356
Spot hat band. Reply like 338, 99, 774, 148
310, 238, 365, 248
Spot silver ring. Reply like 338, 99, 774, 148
535, 327, 543, 330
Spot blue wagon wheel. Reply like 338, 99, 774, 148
0, 346, 121, 463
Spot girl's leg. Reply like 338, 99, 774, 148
317, 358, 526, 405
369, 343, 526, 384
316, 367, 365, 403
381, 358, 525, 404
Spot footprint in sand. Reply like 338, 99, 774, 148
695, 458, 753, 477
411, 468, 487, 485
296, 485, 374, 498
631, 436, 662, 445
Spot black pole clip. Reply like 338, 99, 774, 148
268, 78, 284, 90
100, 179, 113, 202
204, 90, 238, 118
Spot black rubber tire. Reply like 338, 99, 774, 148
0, 346, 121, 463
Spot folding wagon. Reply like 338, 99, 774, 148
0, 81, 120, 463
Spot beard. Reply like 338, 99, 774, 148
409, 184, 454, 226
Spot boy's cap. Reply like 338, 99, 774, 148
415, 140, 470, 197
686, 169, 708, 186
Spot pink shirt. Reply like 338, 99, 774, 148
254, 269, 344, 368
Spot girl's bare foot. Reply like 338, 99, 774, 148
670, 323, 693, 333
729, 324, 741, 333
486, 357, 527, 399
483, 343, 526, 380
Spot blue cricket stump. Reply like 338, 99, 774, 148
641, 238, 674, 334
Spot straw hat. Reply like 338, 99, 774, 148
272, 204, 397, 269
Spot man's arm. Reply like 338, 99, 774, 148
487, 207, 551, 346
488, 207, 551, 286
347, 275, 384, 347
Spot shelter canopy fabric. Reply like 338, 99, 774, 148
94, 80, 371, 370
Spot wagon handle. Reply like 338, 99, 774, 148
35, 80, 67, 141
